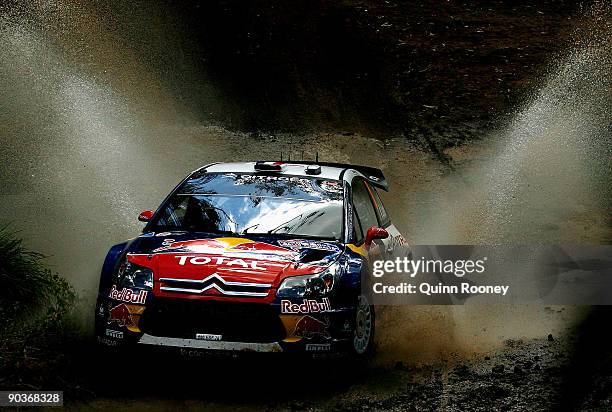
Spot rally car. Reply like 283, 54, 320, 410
95, 161, 409, 356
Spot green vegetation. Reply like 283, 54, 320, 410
0, 226, 75, 376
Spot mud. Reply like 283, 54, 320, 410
32, 326, 608, 411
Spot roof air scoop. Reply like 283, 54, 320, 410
254, 161, 283, 171
305, 165, 321, 175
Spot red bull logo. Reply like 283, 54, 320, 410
109, 285, 148, 304
153, 238, 226, 253
153, 238, 292, 256
281, 298, 331, 314
108, 303, 135, 328
293, 316, 331, 340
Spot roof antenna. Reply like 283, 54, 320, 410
301, 150, 304, 161
288, 152, 291, 161
315, 152, 319, 163
280, 152, 283, 161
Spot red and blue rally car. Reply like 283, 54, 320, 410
95, 161, 409, 356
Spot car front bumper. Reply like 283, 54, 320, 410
95, 294, 356, 354
138, 333, 284, 352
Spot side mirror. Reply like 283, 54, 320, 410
138, 210, 154, 222
364, 226, 389, 247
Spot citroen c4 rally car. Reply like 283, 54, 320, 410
95, 161, 409, 356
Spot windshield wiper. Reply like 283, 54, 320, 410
241, 224, 260, 235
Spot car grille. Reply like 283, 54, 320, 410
140, 299, 286, 343
159, 274, 271, 298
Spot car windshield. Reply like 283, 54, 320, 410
150, 172, 344, 240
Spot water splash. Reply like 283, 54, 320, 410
376, 6, 611, 365
414, 7, 611, 245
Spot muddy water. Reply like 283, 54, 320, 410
376, 15, 611, 364
0, 1, 609, 374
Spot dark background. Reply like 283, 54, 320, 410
94, 0, 583, 145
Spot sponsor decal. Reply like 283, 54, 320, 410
347, 243, 368, 258
342, 319, 352, 333
151, 238, 293, 257
108, 303, 135, 328
347, 203, 354, 238
281, 298, 332, 314
277, 239, 340, 252
97, 336, 119, 346
180, 348, 207, 358
237, 174, 307, 184
105, 329, 124, 339
175, 255, 266, 270
109, 285, 148, 304
392, 234, 408, 248
319, 181, 342, 193
195, 333, 222, 341
96, 302, 106, 318
294, 316, 331, 340
305, 343, 331, 352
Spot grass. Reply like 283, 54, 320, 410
0, 225, 76, 387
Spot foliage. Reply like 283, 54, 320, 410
0, 226, 76, 370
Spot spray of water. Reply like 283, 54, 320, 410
0, 2, 226, 328
414, 20, 611, 245
375, 6, 611, 365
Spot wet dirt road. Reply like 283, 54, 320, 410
1, 1, 611, 410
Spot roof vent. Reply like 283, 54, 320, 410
254, 161, 283, 171
305, 165, 321, 175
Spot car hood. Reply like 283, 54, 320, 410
126, 233, 344, 301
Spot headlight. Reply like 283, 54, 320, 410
277, 262, 341, 298
116, 261, 153, 290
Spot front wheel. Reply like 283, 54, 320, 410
351, 294, 375, 357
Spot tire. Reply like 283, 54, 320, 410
351, 294, 375, 357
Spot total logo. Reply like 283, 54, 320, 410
280, 298, 331, 314
109, 285, 148, 304
175, 255, 267, 270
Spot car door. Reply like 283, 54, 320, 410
351, 177, 388, 261
365, 181, 410, 260
361, 180, 394, 260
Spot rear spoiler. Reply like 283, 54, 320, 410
280, 161, 389, 191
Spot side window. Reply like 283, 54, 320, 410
156, 196, 188, 227
351, 178, 379, 235
367, 184, 390, 227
